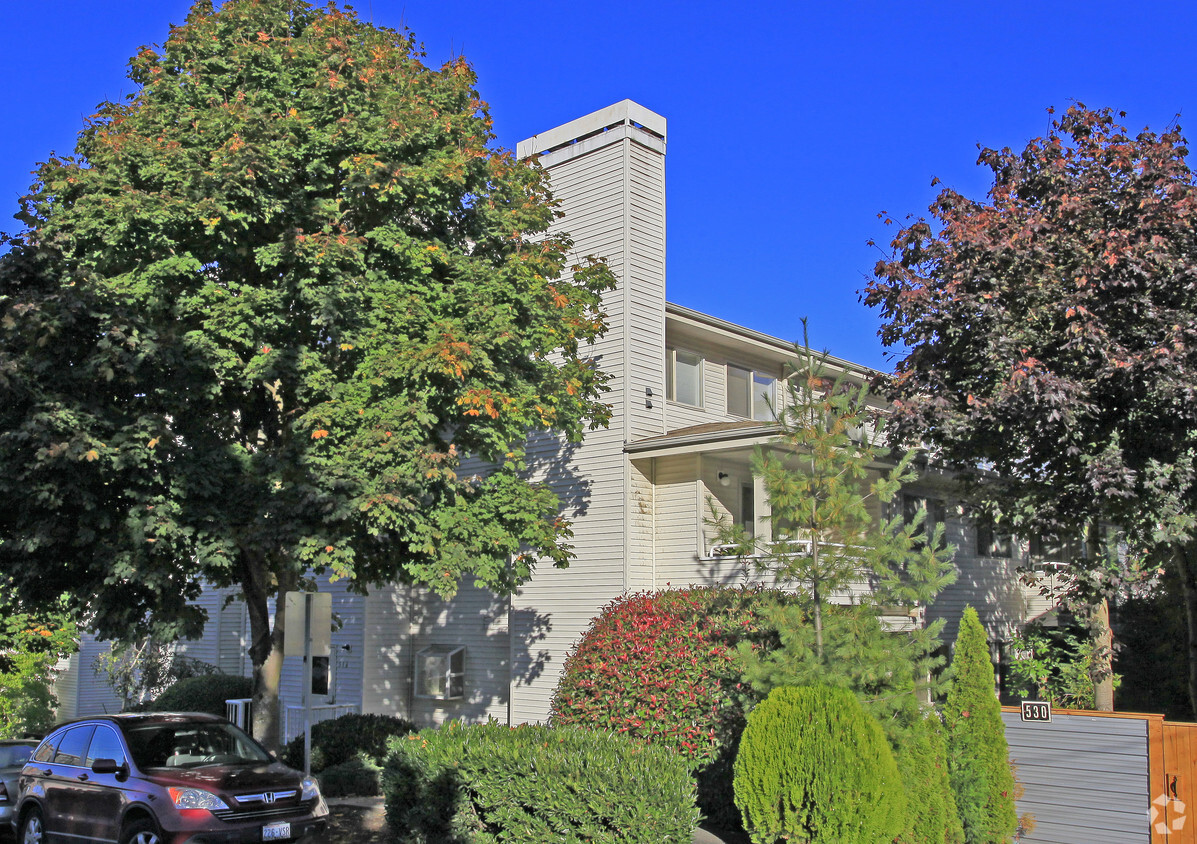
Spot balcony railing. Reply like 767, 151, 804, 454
706, 537, 859, 559
283, 704, 359, 744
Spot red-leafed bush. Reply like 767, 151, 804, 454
549, 587, 787, 830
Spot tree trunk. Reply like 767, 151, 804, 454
1085, 522, 1114, 711
1090, 598, 1114, 711
1174, 543, 1197, 721
812, 579, 823, 661
242, 551, 295, 753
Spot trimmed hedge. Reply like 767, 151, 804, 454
733, 686, 906, 844
384, 721, 700, 843
550, 587, 786, 829
146, 674, 253, 717
281, 712, 415, 774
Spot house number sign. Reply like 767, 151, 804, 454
1020, 700, 1052, 722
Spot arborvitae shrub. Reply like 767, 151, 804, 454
895, 713, 964, 844
945, 607, 1017, 843
733, 685, 906, 844
383, 721, 700, 843
549, 587, 786, 828
280, 712, 415, 773
147, 674, 253, 717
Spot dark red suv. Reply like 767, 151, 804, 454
12, 712, 327, 844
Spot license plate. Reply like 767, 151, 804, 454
262, 822, 291, 841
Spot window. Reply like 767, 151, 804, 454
0, 744, 33, 769
416, 645, 465, 700
1029, 534, 1085, 566
891, 493, 946, 548
976, 521, 1013, 558
665, 349, 703, 407
33, 732, 61, 764
54, 726, 96, 768
727, 365, 775, 420
85, 727, 127, 768
740, 483, 755, 537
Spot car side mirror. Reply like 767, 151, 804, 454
91, 758, 128, 780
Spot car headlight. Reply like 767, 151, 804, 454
300, 776, 321, 801
168, 787, 229, 811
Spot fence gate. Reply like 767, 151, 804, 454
1161, 721, 1197, 841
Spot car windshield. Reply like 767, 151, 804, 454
124, 721, 273, 770
0, 745, 34, 768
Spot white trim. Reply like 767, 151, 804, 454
517, 99, 666, 159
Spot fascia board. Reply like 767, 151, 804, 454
665, 302, 877, 381
625, 424, 777, 457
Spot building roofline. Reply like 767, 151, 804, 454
517, 100, 667, 160
665, 301, 879, 380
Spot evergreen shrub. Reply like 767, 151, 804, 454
945, 607, 1017, 843
281, 712, 415, 774
895, 713, 964, 844
733, 685, 906, 844
383, 721, 699, 843
147, 674, 253, 717
316, 752, 383, 797
548, 587, 786, 829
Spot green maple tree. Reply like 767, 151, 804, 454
0, 0, 613, 746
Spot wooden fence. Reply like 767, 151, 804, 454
1161, 720, 1197, 842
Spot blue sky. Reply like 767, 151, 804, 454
3, 1, 1194, 369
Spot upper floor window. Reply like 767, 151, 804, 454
666, 349, 703, 407
976, 520, 1014, 558
1029, 534, 1085, 566
727, 364, 776, 420
890, 493, 946, 549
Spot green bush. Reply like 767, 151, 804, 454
733, 686, 906, 844
550, 587, 786, 829
945, 607, 1017, 844
147, 674, 253, 717
317, 752, 383, 797
0, 652, 58, 739
895, 713, 964, 844
384, 721, 700, 843
281, 712, 415, 773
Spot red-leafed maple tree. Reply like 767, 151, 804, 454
865, 104, 1197, 714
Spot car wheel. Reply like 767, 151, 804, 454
120, 817, 162, 844
19, 808, 44, 844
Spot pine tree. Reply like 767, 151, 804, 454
712, 321, 956, 728
945, 607, 1018, 843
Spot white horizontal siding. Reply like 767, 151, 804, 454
929, 519, 1027, 643
627, 460, 656, 590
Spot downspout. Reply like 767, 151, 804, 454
621, 124, 633, 594
651, 457, 657, 588
406, 583, 415, 720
